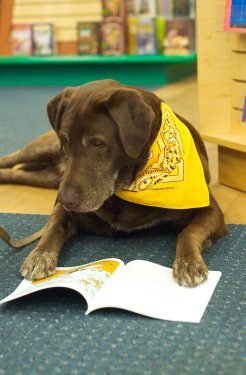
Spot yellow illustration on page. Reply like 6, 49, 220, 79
31, 260, 121, 299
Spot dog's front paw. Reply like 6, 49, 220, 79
173, 256, 208, 287
20, 249, 57, 280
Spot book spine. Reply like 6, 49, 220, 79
156, 16, 166, 54
77, 22, 99, 55
127, 16, 138, 54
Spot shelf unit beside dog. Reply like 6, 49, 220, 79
197, 0, 246, 192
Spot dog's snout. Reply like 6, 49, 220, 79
57, 188, 80, 210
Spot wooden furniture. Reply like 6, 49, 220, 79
0, 0, 197, 86
0, 0, 14, 55
0, 0, 103, 55
196, 0, 246, 192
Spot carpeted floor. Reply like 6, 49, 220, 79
0, 86, 63, 156
0, 213, 245, 375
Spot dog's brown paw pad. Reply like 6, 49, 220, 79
173, 257, 208, 287
20, 249, 57, 280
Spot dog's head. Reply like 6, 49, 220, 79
47, 79, 158, 212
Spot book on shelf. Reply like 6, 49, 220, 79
127, 16, 165, 55
136, 17, 157, 54
173, 0, 195, 18
102, 0, 126, 21
242, 97, 246, 122
0, 258, 222, 323
11, 24, 32, 56
126, 0, 136, 15
156, 16, 166, 53
100, 21, 126, 55
135, 0, 157, 18
157, 0, 173, 17
77, 22, 99, 55
157, 0, 196, 18
32, 23, 56, 56
127, 16, 138, 54
164, 18, 195, 55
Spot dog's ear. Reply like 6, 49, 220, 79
105, 90, 155, 158
47, 88, 74, 133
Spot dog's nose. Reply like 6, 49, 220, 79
57, 188, 80, 210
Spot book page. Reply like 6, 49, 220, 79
0, 259, 124, 307
87, 260, 221, 323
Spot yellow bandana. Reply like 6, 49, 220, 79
116, 102, 209, 209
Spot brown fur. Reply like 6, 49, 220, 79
0, 79, 228, 286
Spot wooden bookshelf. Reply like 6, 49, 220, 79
0, 0, 197, 85
197, 0, 246, 192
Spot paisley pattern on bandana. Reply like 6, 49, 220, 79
116, 102, 209, 209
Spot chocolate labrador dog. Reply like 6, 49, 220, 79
0, 79, 227, 286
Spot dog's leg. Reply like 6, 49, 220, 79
0, 167, 60, 188
20, 203, 78, 280
0, 132, 59, 168
173, 195, 228, 287
20, 204, 115, 280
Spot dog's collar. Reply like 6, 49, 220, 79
115, 102, 209, 209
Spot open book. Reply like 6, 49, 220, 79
0, 259, 221, 323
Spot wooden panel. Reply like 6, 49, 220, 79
15, 0, 99, 4
0, 185, 57, 214
202, 132, 246, 153
0, 0, 14, 55
231, 34, 246, 52
13, 3, 101, 17
232, 80, 246, 110
56, 28, 77, 42
231, 52, 246, 81
197, 0, 232, 135
198, 83, 231, 134
12, 0, 101, 43
219, 146, 246, 192
12, 15, 101, 26
231, 108, 246, 136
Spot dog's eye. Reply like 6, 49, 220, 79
90, 139, 104, 147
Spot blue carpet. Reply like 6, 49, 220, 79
0, 86, 64, 156
0, 213, 245, 375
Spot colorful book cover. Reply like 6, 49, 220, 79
157, 0, 173, 17
126, 0, 136, 15
127, 16, 138, 54
100, 21, 126, 55
173, 0, 190, 17
164, 18, 195, 55
135, 0, 157, 17
156, 16, 166, 54
136, 17, 157, 55
77, 22, 99, 55
224, 0, 246, 33
102, 0, 126, 21
242, 97, 246, 122
32, 23, 56, 56
11, 24, 32, 56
